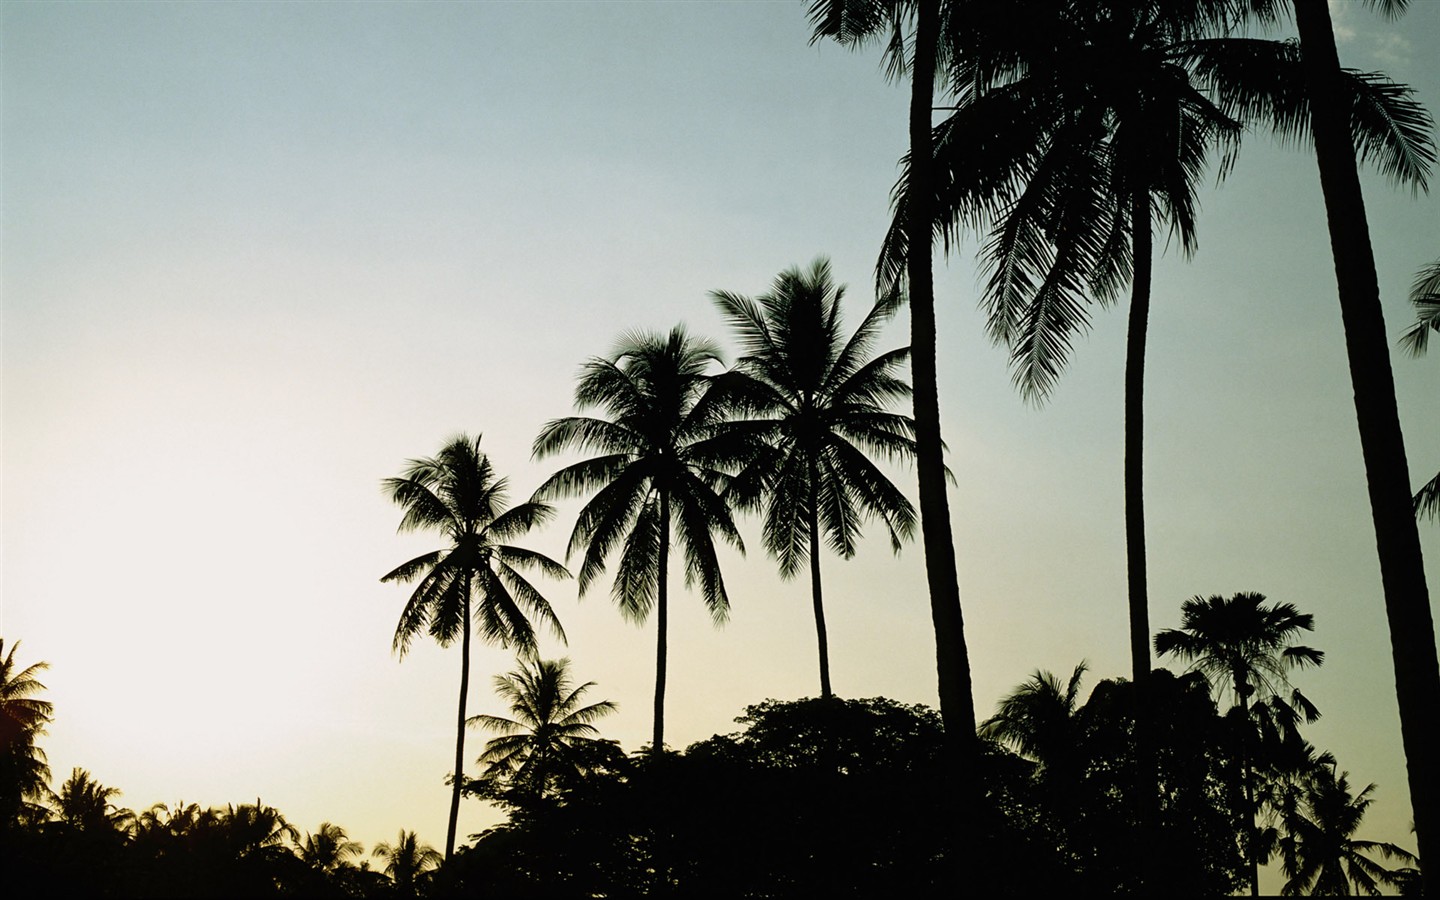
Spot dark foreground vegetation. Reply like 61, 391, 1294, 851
2, 632, 1420, 897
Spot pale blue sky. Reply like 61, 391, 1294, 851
3, 0, 1436, 880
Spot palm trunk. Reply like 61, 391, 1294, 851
446, 590, 471, 860
1236, 693, 1259, 897
908, 0, 976, 743
653, 490, 670, 755
1126, 194, 1152, 684
1293, 1, 1440, 887
1126, 192, 1161, 891
808, 456, 833, 699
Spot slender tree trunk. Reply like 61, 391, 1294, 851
1235, 694, 1259, 897
1126, 192, 1162, 892
446, 591, 471, 860
1293, 1, 1440, 888
808, 456, 833, 699
653, 490, 670, 755
1126, 195, 1152, 684
908, 0, 976, 744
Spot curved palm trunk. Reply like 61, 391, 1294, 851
808, 456, 833, 699
446, 591, 471, 860
908, 0, 976, 744
653, 490, 669, 755
1293, 0, 1440, 886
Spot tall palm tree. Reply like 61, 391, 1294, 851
1156, 591, 1325, 893
372, 830, 442, 896
469, 656, 617, 799
712, 258, 917, 698
1213, 0, 1440, 878
1276, 753, 1418, 896
0, 638, 52, 830
534, 327, 747, 753
1400, 258, 1439, 522
382, 434, 569, 859
809, 0, 978, 751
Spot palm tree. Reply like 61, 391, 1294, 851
56, 768, 134, 836
299, 821, 363, 874
1400, 258, 1439, 522
382, 434, 569, 859
468, 656, 617, 800
534, 327, 746, 753
372, 829, 442, 896
979, 662, 1089, 773
1276, 753, 1418, 896
712, 258, 917, 698
1156, 591, 1325, 893
1214, 0, 1440, 878
0, 638, 53, 830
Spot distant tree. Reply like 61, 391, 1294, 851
0, 639, 53, 832
55, 767, 134, 836
713, 258, 916, 698
1276, 753, 1418, 895
372, 830, 442, 897
1156, 592, 1324, 893
299, 821, 363, 875
382, 433, 569, 858
534, 327, 749, 753
469, 657, 617, 804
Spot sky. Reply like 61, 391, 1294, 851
2, 0, 1436, 884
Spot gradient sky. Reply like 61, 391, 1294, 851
3, 0, 1436, 884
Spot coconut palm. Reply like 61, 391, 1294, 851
1212, 0, 1440, 877
871, 0, 1264, 687
372, 829, 442, 896
713, 258, 917, 698
0, 638, 52, 830
382, 434, 569, 859
299, 821, 363, 874
1400, 258, 1439, 522
534, 327, 747, 753
468, 657, 617, 799
979, 662, 1089, 773
1276, 753, 1418, 896
1156, 591, 1324, 893
56, 768, 134, 836
808, 0, 978, 746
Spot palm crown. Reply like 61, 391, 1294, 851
713, 258, 916, 697
534, 326, 749, 751
468, 657, 617, 799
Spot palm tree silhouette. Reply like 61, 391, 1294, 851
1214, 0, 1440, 875
979, 662, 1089, 773
1275, 752, 1418, 895
879, 1, 1260, 686
713, 258, 917, 698
0, 639, 53, 830
382, 434, 569, 859
809, 0, 977, 763
1400, 258, 1439, 522
469, 656, 617, 800
372, 829, 442, 896
534, 327, 747, 753
56, 768, 134, 835
299, 821, 363, 875
1156, 591, 1324, 893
